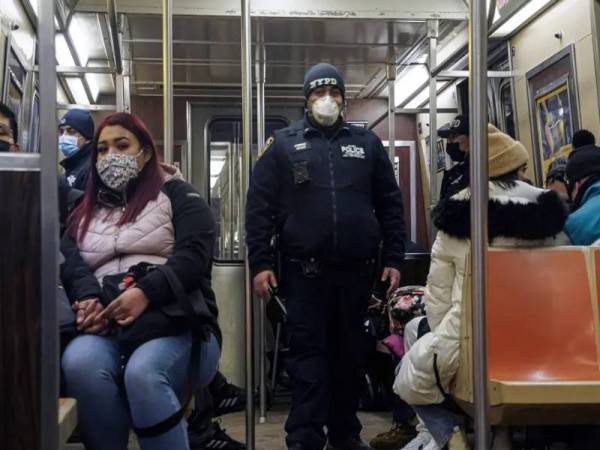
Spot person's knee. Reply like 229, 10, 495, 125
403, 317, 425, 352
62, 336, 118, 385
124, 356, 166, 399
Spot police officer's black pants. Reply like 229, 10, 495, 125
282, 259, 373, 450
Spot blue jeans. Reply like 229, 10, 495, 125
62, 333, 220, 450
412, 404, 460, 447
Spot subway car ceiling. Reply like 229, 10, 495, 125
1, 0, 559, 114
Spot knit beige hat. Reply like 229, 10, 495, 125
488, 124, 529, 178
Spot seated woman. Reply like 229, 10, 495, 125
60, 112, 220, 450
394, 125, 568, 450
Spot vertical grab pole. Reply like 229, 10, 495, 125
240, 0, 255, 448
255, 19, 268, 424
162, 0, 174, 164
387, 24, 396, 164
427, 19, 439, 242
469, 0, 491, 448
39, 1, 58, 449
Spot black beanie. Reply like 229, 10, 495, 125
566, 145, 600, 184
303, 63, 345, 99
59, 109, 95, 141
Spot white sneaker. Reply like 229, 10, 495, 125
421, 437, 442, 450
400, 431, 433, 450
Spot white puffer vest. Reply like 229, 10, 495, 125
78, 166, 182, 283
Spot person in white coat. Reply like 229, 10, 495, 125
394, 125, 568, 450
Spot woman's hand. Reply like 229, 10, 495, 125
98, 287, 149, 326
72, 298, 109, 334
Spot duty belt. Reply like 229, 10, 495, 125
284, 255, 375, 277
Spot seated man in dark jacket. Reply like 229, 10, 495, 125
59, 108, 95, 189
438, 115, 469, 199
564, 145, 600, 245
0, 102, 19, 152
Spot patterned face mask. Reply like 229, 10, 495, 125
96, 150, 143, 192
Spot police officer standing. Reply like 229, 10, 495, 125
246, 63, 406, 450
438, 114, 470, 199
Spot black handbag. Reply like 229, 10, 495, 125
102, 263, 212, 356
102, 262, 211, 438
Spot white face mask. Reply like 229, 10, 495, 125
96, 150, 143, 192
310, 95, 341, 127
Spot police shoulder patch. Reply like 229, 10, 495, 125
258, 136, 275, 159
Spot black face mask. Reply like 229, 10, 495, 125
445, 142, 464, 162
0, 140, 12, 152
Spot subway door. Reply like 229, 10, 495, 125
189, 102, 298, 386
387, 141, 428, 248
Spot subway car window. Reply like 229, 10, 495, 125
4, 48, 26, 135
209, 118, 287, 260
500, 81, 516, 139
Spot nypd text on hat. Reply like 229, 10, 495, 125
309, 78, 338, 90
341, 145, 366, 159
451, 118, 462, 128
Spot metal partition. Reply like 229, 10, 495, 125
0, 1, 58, 449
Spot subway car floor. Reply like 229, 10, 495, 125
65, 405, 391, 450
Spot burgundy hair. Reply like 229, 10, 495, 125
69, 112, 165, 241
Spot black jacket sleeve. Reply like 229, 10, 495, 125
371, 136, 406, 270
136, 180, 216, 307
60, 234, 103, 303
245, 139, 280, 277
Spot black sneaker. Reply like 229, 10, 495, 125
189, 421, 246, 450
212, 381, 246, 417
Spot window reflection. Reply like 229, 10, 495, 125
500, 81, 516, 138
208, 117, 288, 260
210, 141, 242, 260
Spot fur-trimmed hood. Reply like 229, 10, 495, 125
433, 181, 568, 240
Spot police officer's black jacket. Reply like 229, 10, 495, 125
246, 115, 406, 276
60, 141, 93, 190
440, 159, 469, 199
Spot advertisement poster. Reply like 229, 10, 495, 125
534, 81, 574, 172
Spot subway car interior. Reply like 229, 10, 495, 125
3, 0, 600, 449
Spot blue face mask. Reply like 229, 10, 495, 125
59, 134, 79, 158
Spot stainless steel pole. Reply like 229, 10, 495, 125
162, 0, 174, 164
107, 0, 123, 75
39, 0, 58, 448
240, 0, 255, 447
255, 19, 268, 425
116, 74, 125, 112
387, 25, 396, 164
469, 0, 490, 448
387, 62, 396, 164
428, 19, 439, 242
